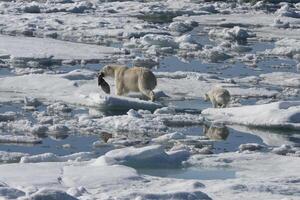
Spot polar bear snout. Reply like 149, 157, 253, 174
100, 65, 115, 77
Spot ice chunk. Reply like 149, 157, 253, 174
260, 72, 300, 87
265, 38, 300, 58
199, 46, 232, 62
67, 2, 93, 13
0, 151, 29, 163
0, 112, 16, 122
24, 96, 42, 107
275, 4, 300, 18
271, 19, 290, 29
209, 26, 254, 41
0, 186, 25, 199
23, 3, 41, 13
152, 132, 186, 143
27, 188, 78, 200
169, 21, 197, 34
202, 101, 300, 130
239, 143, 265, 152
104, 145, 189, 167
20, 152, 95, 163
87, 94, 162, 111
154, 107, 176, 115
175, 34, 202, 50
127, 109, 142, 118
66, 186, 87, 197
47, 102, 72, 114
132, 57, 158, 69
60, 69, 96, 80
0, 135, 41, 144
141, 34, 178, 48
272, 144, 295, 155
0, 35, 122, 61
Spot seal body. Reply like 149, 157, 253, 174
98, 74, 110, 94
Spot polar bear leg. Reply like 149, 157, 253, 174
140, 88, 155, 101
221, 103, 226, 108
211, 98, 218, 108
115, 80, 124, 96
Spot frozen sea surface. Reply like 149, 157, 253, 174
138, 167, 236, 180
0, 0, 300, 199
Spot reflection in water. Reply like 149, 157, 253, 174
229, 125, 300, 146
48, 133, 69, 140
101, 132, 113, 143
203, 124, 229, 140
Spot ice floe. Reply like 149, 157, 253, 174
103, 144, 190, 167
202, 101, 300, 130
20, 152, 95, 163
87, 93, 163, 111
260, 72, 300, 87
0, 148, 211, 200
0, 35, 123, 63
0, 135, 42, 144
209, 26, 254, 42
186, 151, 300, 199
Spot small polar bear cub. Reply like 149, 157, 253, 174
204, 87, 230, 108
99, 64, 157, 101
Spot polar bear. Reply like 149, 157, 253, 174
204, 87, 230, 108
203, 124, 229, 140
99, 64, 157, 101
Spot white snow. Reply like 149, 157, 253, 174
260, 72, 300, 87
103, 144, 190, 167
87, 93, 163, 111
0, 1, 300, 200
0, 151, 29, 163
209, 26, 253, 41
0, 148, 210, 200
0, 135, 42, 144
140, 34, 178, 48
152, 132, 186, 143
20, 152, 95, 163
264, 38, 300, 58
0, 71, 280, 107
0, 35, 122, 61
186, 151, 300, 200
202, 101, 300, 130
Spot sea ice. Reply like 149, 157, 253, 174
202, 101, 300, 130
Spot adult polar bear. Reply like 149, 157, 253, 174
99, 65, 157, 101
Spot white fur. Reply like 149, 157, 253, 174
204, 87, 230, 108
100, 65, 157, 101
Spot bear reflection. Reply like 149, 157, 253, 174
49, 133, 69, 140
100, 132, 113, 143
203, 124, 229, 140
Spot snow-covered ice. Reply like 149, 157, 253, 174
0, 0, 300, 199
202, 101, 300, 130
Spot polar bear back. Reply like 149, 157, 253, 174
122, 67, 157, 92
208, 87, 230, 107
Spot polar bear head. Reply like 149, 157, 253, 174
99, 65, 115, 77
